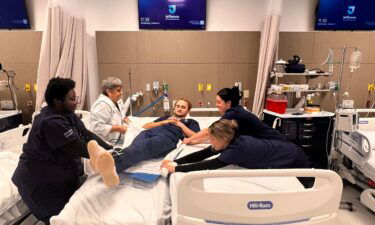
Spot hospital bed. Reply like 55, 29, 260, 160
332, 108, 375, 212
50, 116, 218, 225
50, 116, 343, 225
0, 124, 31, 225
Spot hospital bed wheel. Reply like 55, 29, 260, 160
340, 201, 354, 212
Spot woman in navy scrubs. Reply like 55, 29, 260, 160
12, 78, 112, 224
163, 119, 308, 172
183, 86, 285, 144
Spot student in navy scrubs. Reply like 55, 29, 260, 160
87, 98, 200, 187
162, 119, 308, 172
183, 86, 285, 144
12, 78, 112, 224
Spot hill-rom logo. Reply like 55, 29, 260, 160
247, 201, 273, 210
168, 5, 176, 14
347, 5, 355, 15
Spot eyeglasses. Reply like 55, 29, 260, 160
66, 96, 80, 103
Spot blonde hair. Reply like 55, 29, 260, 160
208, 119, 238, 142
174, 98, 192, 110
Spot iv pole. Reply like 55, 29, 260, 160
128, 65, 133, 116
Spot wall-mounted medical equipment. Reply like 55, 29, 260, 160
153, 81, 160, 95
0, 64, 18, 110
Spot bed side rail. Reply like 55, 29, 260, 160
176, 169, 342, 225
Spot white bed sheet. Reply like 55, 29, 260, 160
51, 116, 219, 225
0, 125, 31, 224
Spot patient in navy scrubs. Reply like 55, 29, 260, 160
161, 119, 308, 173
183, 86, 286, 144
12, 77, 112, 224
87, 98, 200, 187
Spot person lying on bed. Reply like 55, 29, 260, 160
161, 119, 308, 173
183, 86, 286, 145
87, 98, 200, 187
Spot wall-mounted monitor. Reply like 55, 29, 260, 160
0, 0, 30, 29
138, 0, 206, 30
315, 0, 375, 30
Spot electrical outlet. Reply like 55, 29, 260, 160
27, 101, 33, 107
206, 83, 212, 92
24, 84, 31, 92
198, 83, 204, 92
198, 100, 203, 108
234, 82, 242, 91
244, 90, 250, 98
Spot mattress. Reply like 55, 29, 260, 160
51, 116, 219, 225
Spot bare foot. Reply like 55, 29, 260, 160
88, 140, 100, 172
88, 140, 119, 187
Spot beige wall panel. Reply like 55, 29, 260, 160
137, 31, 180, 63
179, 32, 220, 63
312, 32, 357, 64
179, 64, 220, 107
220, 32, 260, 64
219, 64, 257, 107
96, 31, 138, 64
356, 32, 375, 64
279, 32, 314, 64
346, 64, 375, 108
0, 31, 42, 64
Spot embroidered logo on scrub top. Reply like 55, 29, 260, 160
64, 129, 74, 138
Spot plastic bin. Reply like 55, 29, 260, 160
266, 99, 288, 114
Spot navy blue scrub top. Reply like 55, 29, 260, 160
152, 116, 201, 142
18, 106, 87, 183
221, 105, 286, 141
218, 135, 306, 169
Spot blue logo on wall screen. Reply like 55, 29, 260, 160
347, 6, 355, 15
247, 201, 273, 210
169, 5, 176, 14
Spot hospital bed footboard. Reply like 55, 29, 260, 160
175, 169, 342, 225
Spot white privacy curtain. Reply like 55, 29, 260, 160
36, 3, 88, 110
252, 0, 284, 116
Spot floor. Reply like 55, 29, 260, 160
337, 182, 375, 225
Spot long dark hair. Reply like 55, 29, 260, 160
217, 86, 243, 107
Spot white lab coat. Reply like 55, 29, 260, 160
90, 94, 127, 146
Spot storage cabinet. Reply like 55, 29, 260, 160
263, 110, 334, 169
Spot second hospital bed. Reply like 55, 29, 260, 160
0, 124, 31, 225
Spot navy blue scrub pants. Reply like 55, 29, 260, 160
12, 172, 79, 224
114, 130, 177, 173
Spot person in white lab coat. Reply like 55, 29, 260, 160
90, 77, 129, 146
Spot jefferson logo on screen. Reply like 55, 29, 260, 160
343, 5, 357, 21
247, 201, 273, 210
168, 5, 176, 14
166, 5, 179, 20
347, 6, 355, 15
